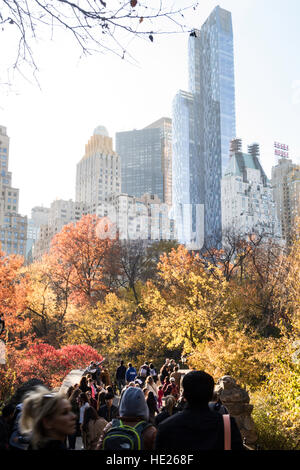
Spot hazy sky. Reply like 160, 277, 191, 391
0, 0, 299, 218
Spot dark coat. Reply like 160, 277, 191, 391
155, 404, 244, 451
116, 365, 127, 381
28, 439, 67, 450
98, 404, 118, 422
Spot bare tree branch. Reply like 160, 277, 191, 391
0, 0, 200, 85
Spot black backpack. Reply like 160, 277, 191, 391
101, 419, 151, 450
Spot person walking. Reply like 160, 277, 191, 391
67, 388, 81, 450
78, 393, 90, 448
116, 360, 127, 395
159, 363, 169, 385
157, 385, 164, 410
149, 363, 158, 383
86, 390, 97, 410
125, 363, 137, 383
82, 406, 107, 450
162, 376, 172, 397
155, 395, 177, 426
20, 386, 76, 450
155, 371, 244, 451
145, 376, 158, 398
170, 365, 182, 390
79, 376, 89, 393
146, 391, 159, 425
98, 393, 118, 422
97, 387, 157, 450
169, 377, 180, 400
139, 361, 150, 385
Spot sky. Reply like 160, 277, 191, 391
0, 0, 300, 218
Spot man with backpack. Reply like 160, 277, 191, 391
97, 387, 157, 450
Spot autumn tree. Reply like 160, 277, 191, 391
118, 239, 178, 305
0, 247, 33, 351
226, 236, 289, 336
49, 214, 120, 307
24, 256, 73, 346
0, 246, 34, 404
141, 245, 232, 354
15, 343, 103, 388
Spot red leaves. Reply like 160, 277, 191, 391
16, 343, 102, 388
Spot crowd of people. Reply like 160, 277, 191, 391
0, 358, 245, 451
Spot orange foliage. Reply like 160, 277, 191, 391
49, 215, 120, 306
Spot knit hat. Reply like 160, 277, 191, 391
119, 386, 149, 421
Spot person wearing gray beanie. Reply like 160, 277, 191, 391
119, 387, 149, 421
96, 386, 157, 449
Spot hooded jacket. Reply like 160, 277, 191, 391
125, 366, 137, 382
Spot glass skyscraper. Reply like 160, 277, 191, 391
116, 118, 172, 204
173, 6, 236, 248
172, 90, 204, 249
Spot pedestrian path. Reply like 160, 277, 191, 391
60, 369, 85, 395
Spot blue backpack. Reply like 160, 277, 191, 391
102, 419, 151, 450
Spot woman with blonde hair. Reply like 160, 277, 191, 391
145, 375, 158, 398
155, 395, 177, 426
20, 386, 76, 450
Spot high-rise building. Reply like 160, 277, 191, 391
143, 118, 173, 206
26, 206, 50, 261
76, 126, 121, 211
172, 90, 204, 249
172, 6, 236, 248
116, 117, 172, 204
0, 125, 27, 257
222, 139, 281, 239
271, 157, 300, 244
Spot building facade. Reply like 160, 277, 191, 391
0, 125, 27, 257
33, 199, 87, 259
172, 90, 204, 250
26, 206, 51, 260
96, 193, 176, 242
76, 126, 121, 208
271, 157, 300, 244
143, 118, 173, 206
222, 139, 281, 239
116, 118, 172, 204
172, 6, 236, 248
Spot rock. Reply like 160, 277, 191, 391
215, 375, 258, 445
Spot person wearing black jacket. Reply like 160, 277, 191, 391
155, 371, 244, 451
115, 360, 127, 395
97, 393, 118, 422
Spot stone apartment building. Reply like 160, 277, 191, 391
0, 125, 27, 257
